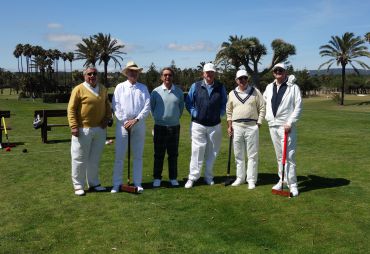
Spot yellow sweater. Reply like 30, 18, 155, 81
67, 83, 111, 129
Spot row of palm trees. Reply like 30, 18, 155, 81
13, 43, 74, 86
12, 32, 369, 104
13, 33, 125, 89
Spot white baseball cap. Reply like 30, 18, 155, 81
272, 63, 286, 70
235, 70, 248, 80
203, 63, 216, 72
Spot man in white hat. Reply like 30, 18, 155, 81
68, 65, 112, 196
263, 63, 302, 197
184, 62, 227, 188
226, 70, 265, 189
111, 61, 150, 193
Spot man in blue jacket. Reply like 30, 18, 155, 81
185, 63, 227, 188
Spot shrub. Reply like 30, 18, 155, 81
43, 93, 71, 103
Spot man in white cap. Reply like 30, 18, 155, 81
68, 65, 112, 196
111, 61, 150, 193
263, 63, 302, 197
226, 70, 265, 189
184, 62, 227, 188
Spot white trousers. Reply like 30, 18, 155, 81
188, 122, 222, 182
233, 124, 259, 183
71, 127, 106, 190
269, 126, 297, 187
112, 121, 145, 187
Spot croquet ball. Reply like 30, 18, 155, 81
22, 148, 28, 153
5, 147, 11, 152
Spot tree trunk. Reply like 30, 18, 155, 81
104, 61, 108, 86
251, 72, 260, 90
340, 65, 346, 105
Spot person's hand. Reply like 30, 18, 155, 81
227, 126, 233, 137
284, 123, 291, 133
71, 128, 79, 137
124, 119, 139, 130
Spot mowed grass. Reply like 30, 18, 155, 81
0, 91, 369, 254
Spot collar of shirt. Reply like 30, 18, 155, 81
202, 79, 214, 86
161, 83, 174, 93
236, 85, 251, 94
83, 81, 100, 96
128, 80, 137, 88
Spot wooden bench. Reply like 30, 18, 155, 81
1, 111, 12, 144
34, 109, 68, 143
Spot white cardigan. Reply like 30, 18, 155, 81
263, 76, 302, 127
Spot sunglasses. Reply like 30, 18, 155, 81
273, 68, 285, 73
163, 74, 173, 77
86, 72, 97, 77
238, 76, 248, 81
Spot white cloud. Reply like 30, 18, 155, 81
114, 38, 137, 53
167, 41, 215, 52
46, 33, 82, 51
47, 23, 63, 29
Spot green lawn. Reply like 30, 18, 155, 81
0, 92, 369, 253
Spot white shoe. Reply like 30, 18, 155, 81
185, 179, 194, 189
205, 179, 214, 186
290, 186, 299, 197
231, 178, 245, 187
169, 179, 179, 187
74, 189, 85, 196
111, 185, 120, 193
272, 181, 283, 190
153, 179, 161, 188
136, 186, 144, 193
248, 181, 256, 190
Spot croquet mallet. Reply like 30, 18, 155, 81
272, 130, 290, 197
224, 134, 234, 186
121, 129, 138, 193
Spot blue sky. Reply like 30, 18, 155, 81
0, 0, 369, 72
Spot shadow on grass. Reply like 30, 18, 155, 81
98, 174, 350, 193
297, 174, 350, 193
46, 138, 70, 144
345, 100, 370, 106
216, 173, 350, 193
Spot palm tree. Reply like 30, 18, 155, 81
61, 52, 68, 86
365, 32, 370, 43
319, 32, 370, 105
22, 44, 32, 73
215, 35, 295, 89
31, 45, 45, 74
53, 49, 61, 84
75, 37, 99, 67
67, 52, 74, 84
93, 33, 125, 85
196, 61, 206, 72
13, 44, 24, 73
215, 35, 246, 71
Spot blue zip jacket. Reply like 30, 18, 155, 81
185, 80, 227, 126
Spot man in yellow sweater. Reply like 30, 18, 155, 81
68, 65, 112, 196
226, 70, 265, 189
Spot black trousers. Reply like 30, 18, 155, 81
153, 124, 180, 180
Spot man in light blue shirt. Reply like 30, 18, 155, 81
150, 67, 184, 187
